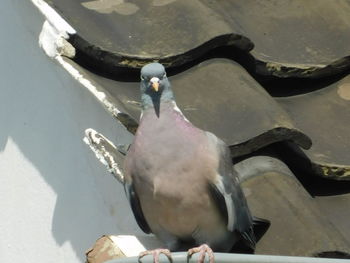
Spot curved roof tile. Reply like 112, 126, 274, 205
45, 0, 350, 78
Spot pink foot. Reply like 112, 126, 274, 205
138, 248, 173, 263
187, 244, 214, 263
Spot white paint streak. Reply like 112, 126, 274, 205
33, 0, 76, 58
84, 129, 124, 183
31, 0, 76, 36
57, 56, 103, 101
39, 21, 75, 58
32, 0, 122, 119
56, 56, 121, 116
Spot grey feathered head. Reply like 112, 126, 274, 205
140, 63, 174, 115
140, 63, 168, 93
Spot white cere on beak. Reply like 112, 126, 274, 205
150, 77, 160, 91
150, 77, 160, 84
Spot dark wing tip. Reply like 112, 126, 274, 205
240, 226, 256, 250
125, 184, 152, 234
239, 216, 271, 250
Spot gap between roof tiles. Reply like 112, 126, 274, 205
234, 141, 350, 196
68, 37, 350, 98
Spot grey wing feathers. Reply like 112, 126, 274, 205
206, 132, 256, 249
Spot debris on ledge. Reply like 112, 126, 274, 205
86, 235, 145, 263
84, 128, 126, 183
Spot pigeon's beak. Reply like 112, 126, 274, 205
150, 77, 160, 92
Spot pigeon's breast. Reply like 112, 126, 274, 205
130, 111, 224, 238
131, 106, 211, 184
142, 182, 227, 240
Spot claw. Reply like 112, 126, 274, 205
187, 244, 214, 263
138, 248, 173, 263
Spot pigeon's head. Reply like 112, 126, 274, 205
140, 63, 172, 96
140, 63, 174, 113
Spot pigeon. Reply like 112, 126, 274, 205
123, 63, 258, 263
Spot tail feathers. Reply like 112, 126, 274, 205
239, 217, 270, 251
241, 226, 256, 250
253, 216, 271, 242
231, 217, 270, 253
231, 227, 255, 253
253, 216, 270, 227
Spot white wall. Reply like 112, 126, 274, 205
0, 1, 145, 262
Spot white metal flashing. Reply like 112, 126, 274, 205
31, 0, 76, 36
32, 0, 123, 119
56, 56, 121, 116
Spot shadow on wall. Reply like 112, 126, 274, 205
0, 1, 144, 262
